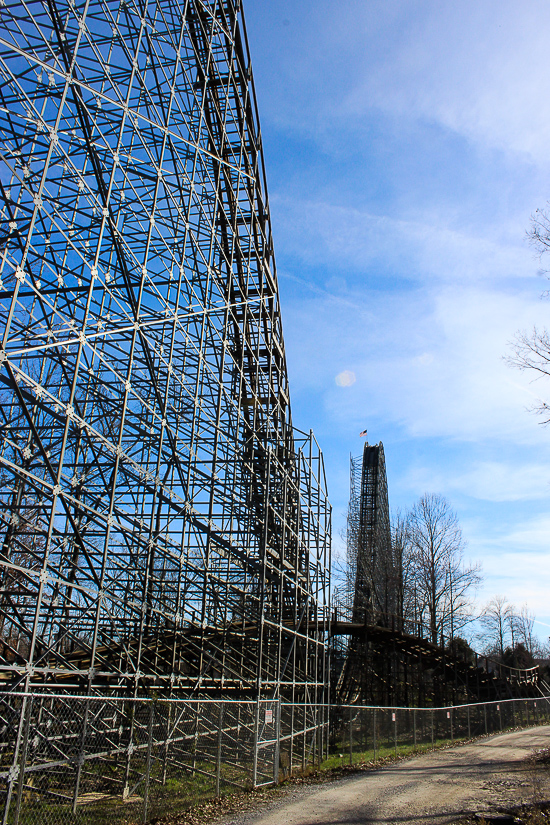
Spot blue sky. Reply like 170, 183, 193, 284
244, 0, 550, 641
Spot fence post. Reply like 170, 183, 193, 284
394, 710, 397, 756
301, 702, 306, 773
319, 711, 323, 768
12, 695, 33, 825
216, 702, 224, 797
349, 706, 353, 765
252, 700, 260, 787
273, 699, 281, 784
325, 704, 329, 762
122, 701, 135, 798
192, 702, 200, 777
431, 710, 434, 747
162, 701, 172, 785
72, 697, 90, 814
467, 706, 471, 739
289, 702, 294, 778
413, 709, 416, 750
312, 707, 317, 768
318, 704, 323, 766
325, 703, 330, 762
2, 696, 27, 825
373, 708, 377, 762
143, 701, 154, 824
483, 703, 488, 735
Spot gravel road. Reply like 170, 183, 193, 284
219, 726, 550, 825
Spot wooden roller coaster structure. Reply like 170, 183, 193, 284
0, 0, 330, 706
332, 443, 546, 707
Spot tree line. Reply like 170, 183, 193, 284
339, 490, 548, 665
337, 204, 550, 670
480, 595, 547, 666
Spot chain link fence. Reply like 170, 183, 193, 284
0, 693, 548, 824
0, 694, 282, 825
326, 696, 550, 768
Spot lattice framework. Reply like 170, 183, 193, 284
345, 443, 392, 623
0, 0, 331, 700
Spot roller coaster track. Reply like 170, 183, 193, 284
337, 442, 543, 706
0, 0, 330, 702
329, 614, 542, 706
0, 613, 329, 696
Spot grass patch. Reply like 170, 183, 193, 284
319, 736, 460, 772
9, 720, 550, 824
7, 759, 251, 825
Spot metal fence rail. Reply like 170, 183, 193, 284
0, 693, 548, 824
0, 694, 282, 825
327, 696, 550, 768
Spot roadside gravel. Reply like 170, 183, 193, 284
212, 726, 550, 825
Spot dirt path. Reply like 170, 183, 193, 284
219, 727, 550, 825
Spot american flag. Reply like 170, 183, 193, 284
359, 429, 367, 437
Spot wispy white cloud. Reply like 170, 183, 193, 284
255, 1, 550, 165
247, 0, 550, 628
457, 463, 550, 503
283, 270, 550, 445
273, 195, 537, 284
471, 519, 550, 621
343, 1, 550, 163
494, 515, 550, 552
402, 461, 550, 503
477, 577, 550, 628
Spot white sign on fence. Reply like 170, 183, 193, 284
265, 709, 273, 724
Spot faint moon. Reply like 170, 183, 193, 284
414, 353, 434, 366
335, 370, 356, 387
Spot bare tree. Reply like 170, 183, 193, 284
508, 207, 550, 420
481, 595, 515, 657
515, 604, 536, 653
391, 510, 415, 626
407, 494, 482, 644
508, 329, 550, 422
